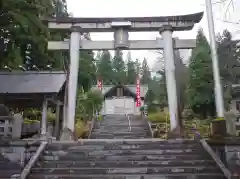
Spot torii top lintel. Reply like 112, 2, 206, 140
45, 12, 203, 32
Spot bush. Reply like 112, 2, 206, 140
23, 109, 56, 122
182, 109, 195, 120
97, 115, 103, 120
47, 110, 56, 122
24, 118, 40, 124
148, 112, 169, 123
183, 118, 211, 138
147, 104, 158, 113
75, 120, 89, 139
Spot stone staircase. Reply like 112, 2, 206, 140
0, 149, 22, 179
4, 114, 226, 178
28, 139, 226, 179
0, 140, 38, 179
90, 114, 151, 139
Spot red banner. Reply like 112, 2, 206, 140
97, 79, 103, 91
136, 77, 141, 107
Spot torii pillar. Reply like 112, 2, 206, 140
160, 25, 180, 133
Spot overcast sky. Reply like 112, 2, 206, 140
66, 0, 240, 70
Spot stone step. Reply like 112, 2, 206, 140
44, 148, 206, 156
46, 143, 202, 151
36, 160, 216, 168
0, 162, 22, 170
92, 115, 150, 139
90, 134, 149, 137
97, 125, 146, 127
95, 123, 146, 124
91, 137, 150, 139
28, 173, 226, 179
90, 135, 149, 137
91, 131, 146, 133
91, 131, 149, 134
94, 128, 148, 130
41, 153, 211, 161
93, 127, 149, 130
90, 136, 148, 139
98, 124, 146, 126
90, 135, 148, 138
99, 121, 145, 123
98, 120, 145, 123
0, 146, 24, 179
47, 139, 199, 146
0, 169, 21, 179
30, 166, 221, 175
92, 131, 149, 133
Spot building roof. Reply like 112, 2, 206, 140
92, 84, 149, 97
0, 71, 66, 94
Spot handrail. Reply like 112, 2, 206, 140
20, 141, 48, 179
147, 120, 153, 137
200, 139, 232, 179
0, 116, 14, 120
142, 116, 153, 137
88, 117, 96, 139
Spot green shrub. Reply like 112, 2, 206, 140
182, 109, 194, 120
147, 105, 158, 113
214, 117, 225, 121
148, 112, 169, 123
75, 120, 89, 139
24, 118, 40, 124
97, 115, 103, 120
47, 110, 56, 122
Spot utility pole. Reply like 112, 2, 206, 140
205, 0, 225, 118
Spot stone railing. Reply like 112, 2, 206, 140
142, 116, 153, 137
209, 138, 240, 177
225, 112, 238, 136
0, 139, 40, 178
20, 141, 47, 179
88, 117, 96, 139
0, 114, 23, 139
201, 139, 234, 179
0, 114, 41, 139
0, 116, 14, 138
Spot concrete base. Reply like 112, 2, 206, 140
60, 127, 77, 141
40, 134, 47, 141
210, 120, 227, 138
167, 126, 185, 139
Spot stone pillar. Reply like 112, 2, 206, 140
160, 25, 179, 131
41, 98, 48, 139
54, 102, 61, 139
57, 105, 64, 140
63, 88, 68, 129
225, 111, 237, 136
174, 49, 184, 128
62, 28, 81, 140
12, 113, 23, 139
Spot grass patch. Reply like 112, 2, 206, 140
148, 112, 169, 123
148, 112, 211, 139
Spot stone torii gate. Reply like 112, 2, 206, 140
46, 12, 203, 139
